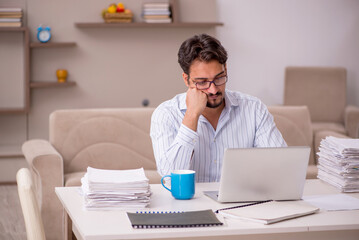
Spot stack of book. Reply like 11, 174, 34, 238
0, 8, 22, 27
142, 2, 172, 23
317, 136, 359, 192
81, 167, 151, 210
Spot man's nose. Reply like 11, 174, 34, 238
206, 82, 218, 94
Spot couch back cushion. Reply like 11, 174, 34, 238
284, 66, 346, 123
49, 108, 156, 174
268, 106, 315, 165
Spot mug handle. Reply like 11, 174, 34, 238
161, 175, 171, 192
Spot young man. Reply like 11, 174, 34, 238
150, 34, 286, 182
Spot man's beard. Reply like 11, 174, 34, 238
206, 92, 224, 108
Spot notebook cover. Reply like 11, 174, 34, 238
127, 209, 223, 228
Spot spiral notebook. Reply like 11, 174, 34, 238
127, 209, 223, 228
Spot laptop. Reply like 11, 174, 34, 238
204, 147, 310, 203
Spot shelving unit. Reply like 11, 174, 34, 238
0, 27, 30, 114
29, 41, 77, 88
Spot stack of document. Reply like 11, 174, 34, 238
317, 136, 359, 192
81, 167, 151, 210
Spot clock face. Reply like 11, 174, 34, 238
38, 30, 51, 42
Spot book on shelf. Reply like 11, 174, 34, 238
143, 3, 170, 9
143, 15, 171, 19
0, 8, 22, 12
218, 200, 319, 224
0, 22, 22, 27
0, 13, 22, 18
0, 18, 21, 22
143, 18, 172, 23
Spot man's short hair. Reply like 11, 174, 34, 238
178, 34, 228, 75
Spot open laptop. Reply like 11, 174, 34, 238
204, 147, 310, 203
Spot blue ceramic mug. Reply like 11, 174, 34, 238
161, 170, 195, 200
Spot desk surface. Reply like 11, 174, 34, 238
56, 179, 359, 240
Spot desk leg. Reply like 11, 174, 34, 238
64, 212, 73, 240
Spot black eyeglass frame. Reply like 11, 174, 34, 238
188, 74, 228, 90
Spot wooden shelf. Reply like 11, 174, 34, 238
0, 108, 27, 114
30, 42, 77, 48
75, 22, 223, 28
30, 81, 76, 88
0, 145, 23, 158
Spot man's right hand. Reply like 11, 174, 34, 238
182, 87, 207, 131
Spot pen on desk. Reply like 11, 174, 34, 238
215, 200, 273, 213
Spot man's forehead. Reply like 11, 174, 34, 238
189, 60, 225, 76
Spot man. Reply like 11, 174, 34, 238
150, 34, 286, 182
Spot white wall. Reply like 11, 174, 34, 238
217, 0, 359, 106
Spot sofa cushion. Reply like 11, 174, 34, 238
49, 108, 157, 174
284, 67, 346, 123
268, 106, 315, 166
312, 122, 346, 135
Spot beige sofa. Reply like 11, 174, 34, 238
22, 106, 343, 240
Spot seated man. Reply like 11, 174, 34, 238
150, 34, 286, 182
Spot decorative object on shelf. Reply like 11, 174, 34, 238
56, 69, 68, 83
0, 8, 23, 27
37, 25, 51, 43
102, 2, 133, 23
142, 2, 172, 23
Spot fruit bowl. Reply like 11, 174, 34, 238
102, 3, 133, 23
104, 12, 133, 23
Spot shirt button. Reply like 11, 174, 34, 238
213, 138, 216, 142
214, 159, 217, 164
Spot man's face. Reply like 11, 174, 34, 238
185, 60, 227, 109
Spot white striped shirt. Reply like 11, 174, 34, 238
150, 90, 287, 182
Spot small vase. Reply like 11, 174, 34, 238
56, 69, 68, 83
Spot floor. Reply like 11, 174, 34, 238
0, 184, 26, 240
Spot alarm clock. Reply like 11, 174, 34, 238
37, 25, 51, 43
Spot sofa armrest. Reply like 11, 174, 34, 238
22, 139, 64, 240
344, 105, 359, 138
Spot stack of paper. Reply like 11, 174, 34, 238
81, 167, 151, 210
317, 136, 359, 192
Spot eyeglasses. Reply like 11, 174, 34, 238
191, 75, 228, 90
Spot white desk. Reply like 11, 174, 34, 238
56, 180, 359, 240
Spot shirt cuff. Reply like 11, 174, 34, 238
175, 124, 199, 149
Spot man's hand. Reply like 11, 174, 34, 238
182, 87, 207, 131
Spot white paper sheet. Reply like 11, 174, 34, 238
303, 194, 359, 211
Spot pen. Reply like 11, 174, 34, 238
215, 200, 273, 213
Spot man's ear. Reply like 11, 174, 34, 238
182, 72, 190, 87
